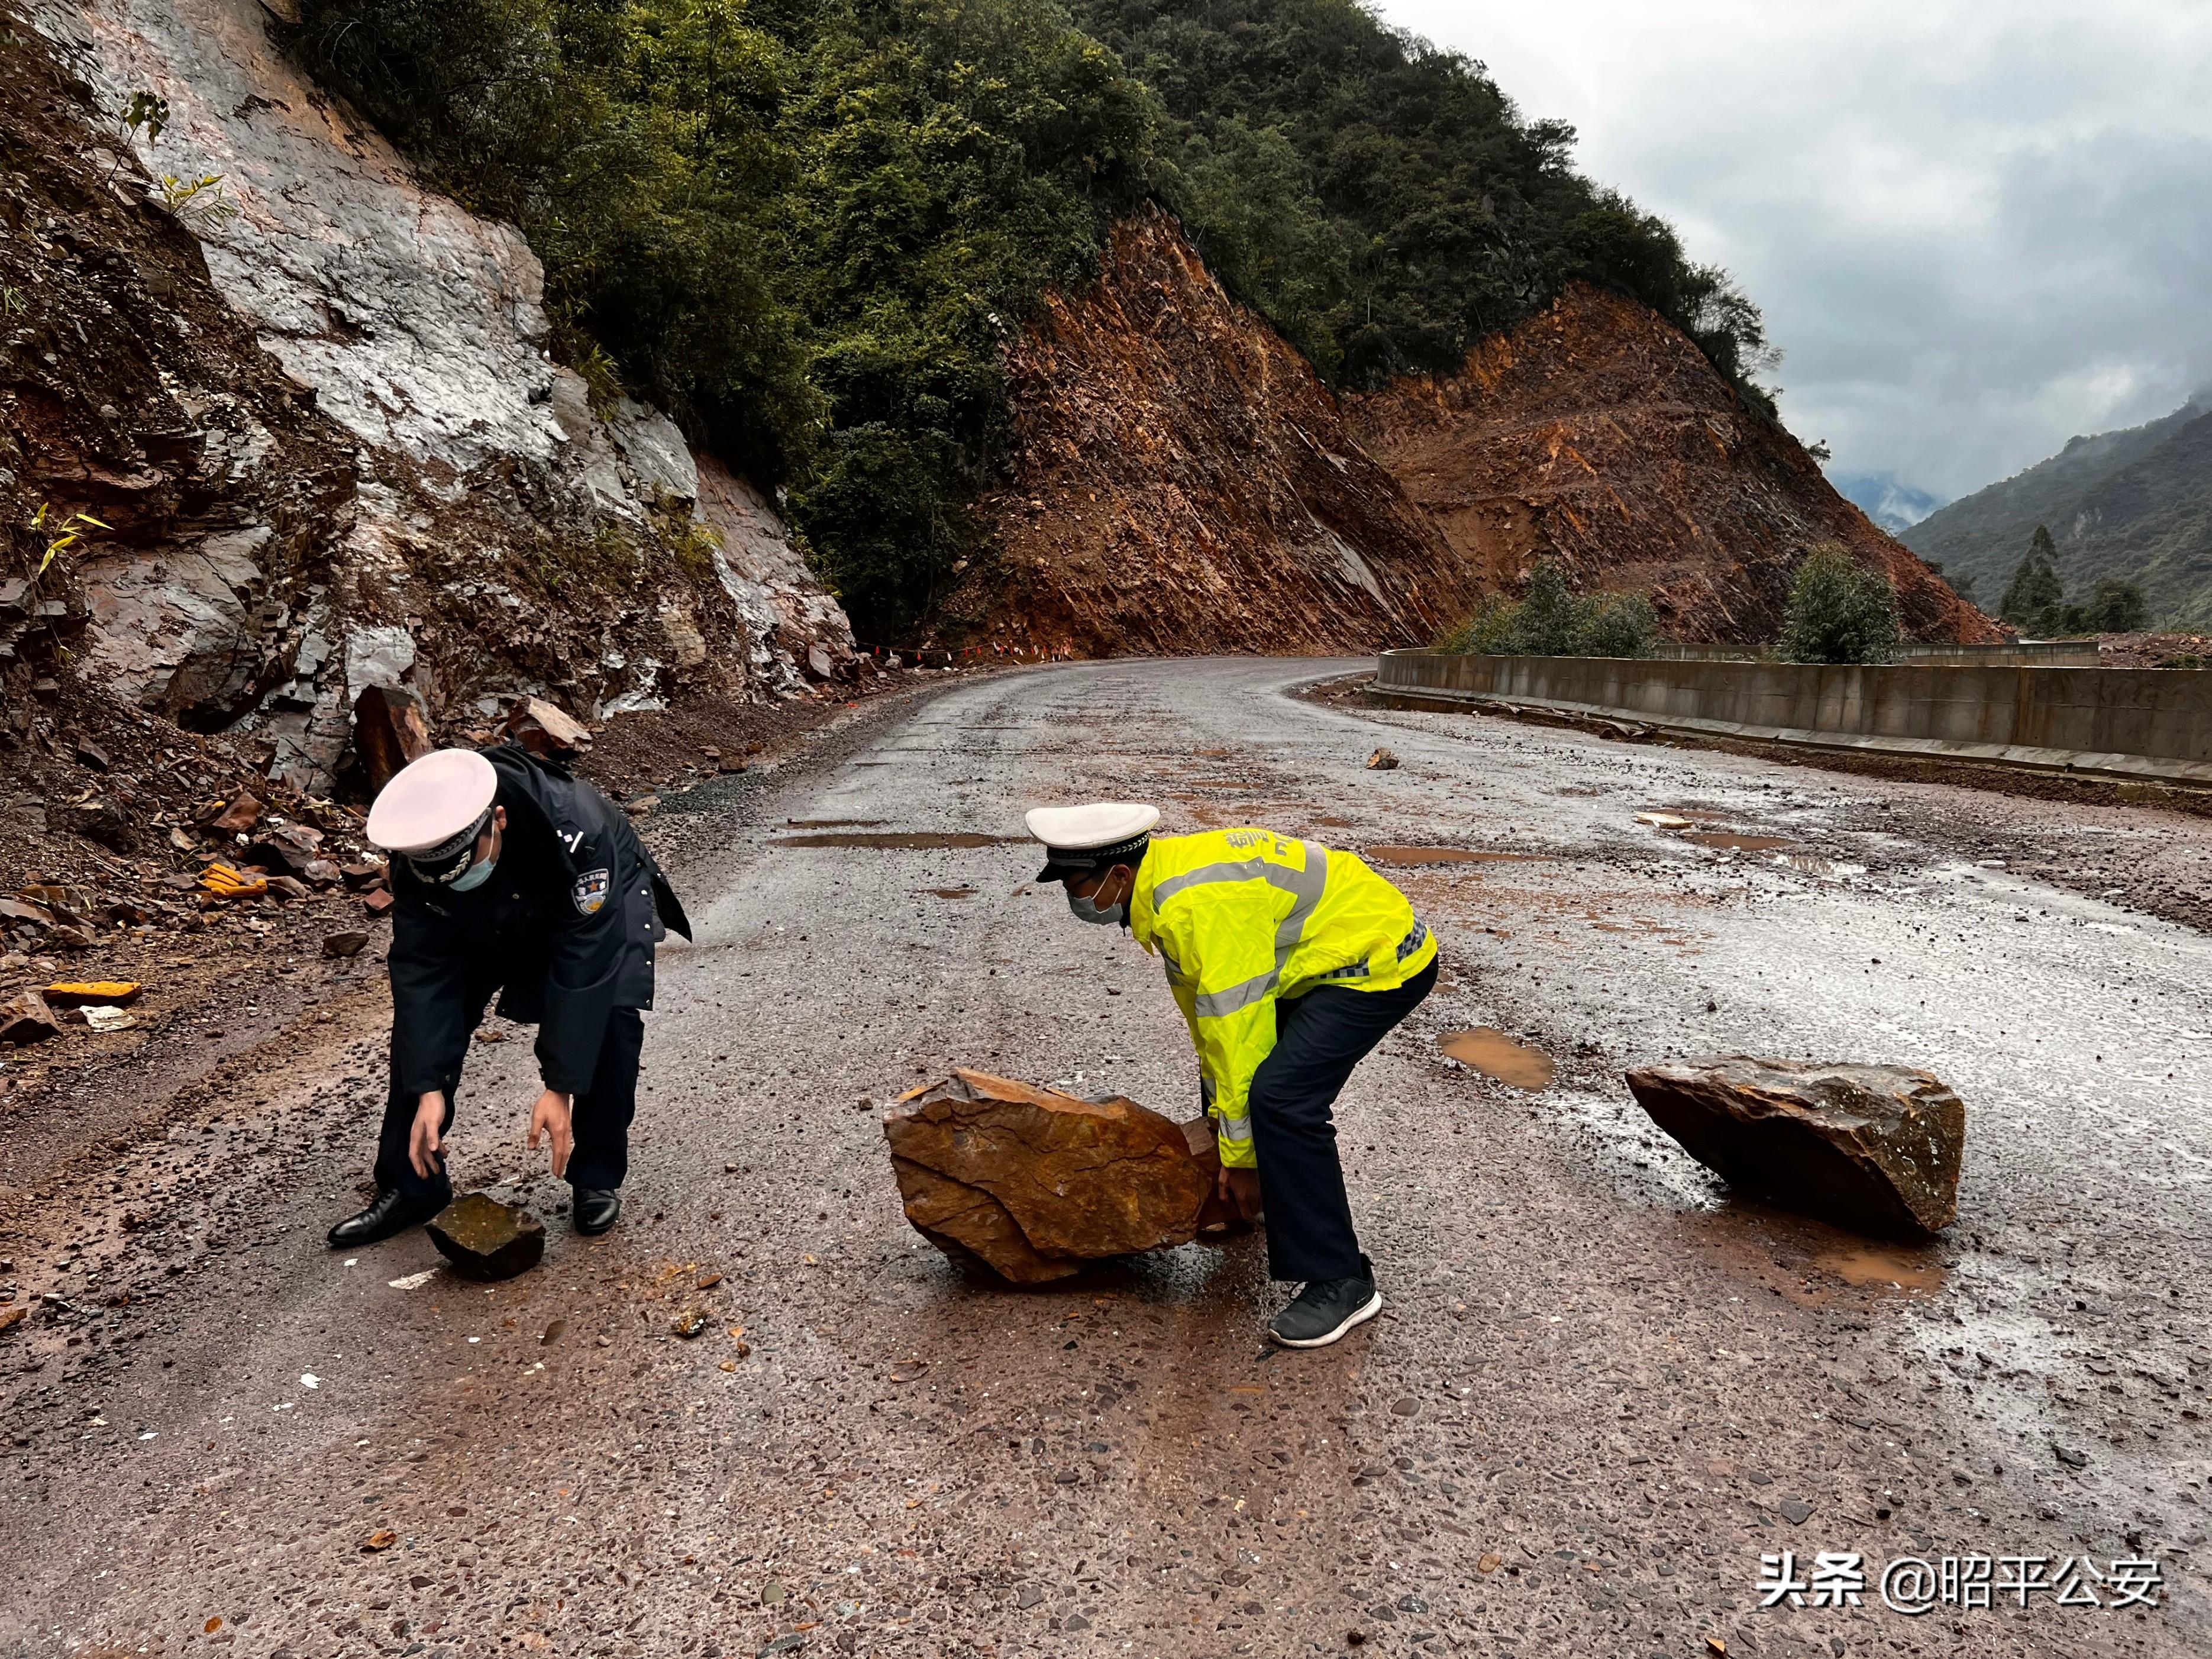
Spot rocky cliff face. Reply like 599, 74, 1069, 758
1346, 285, 2000, 645
935, 209, 1481, 659
7, 0, 851, 792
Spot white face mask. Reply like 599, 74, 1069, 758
448, 852, 497, 893
1067, 875, 1125, 927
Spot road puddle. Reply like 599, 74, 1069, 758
1811, 1244, 1946, 1294
1368, 846, 1546, 867
774, 831, 1025, 849
1439, 1028, 1557, 1089
1684, 831, 1791, 851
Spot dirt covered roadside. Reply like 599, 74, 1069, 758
1316, 671, 2212, 937
0, 663, 980, 1202
0, 660, 986, 1470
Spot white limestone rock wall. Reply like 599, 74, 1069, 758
34, 0, 853, 788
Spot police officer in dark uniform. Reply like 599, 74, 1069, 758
327, 744, 690, 1248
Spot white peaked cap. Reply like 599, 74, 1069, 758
1025, 802, 1160, 880
366, 748, 499, 856
1025, 802, 1160, 850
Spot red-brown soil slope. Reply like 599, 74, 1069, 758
1346, 285, 2001, 644
933, 209, 1481, 657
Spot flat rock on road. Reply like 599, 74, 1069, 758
4, 658, 2208, 1658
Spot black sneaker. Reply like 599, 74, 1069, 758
1267, 1271, 1383, 1348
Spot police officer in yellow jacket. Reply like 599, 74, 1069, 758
1027, 802, 1438, 1347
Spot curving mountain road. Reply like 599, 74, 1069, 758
3, 658, 2207, 1658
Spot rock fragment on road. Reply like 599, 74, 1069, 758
425, 1193, 546, 1282
884, 1069, 1232, 1282
1625, 1056, 1965, 1237
0, 988, 60, 1044
1366, 746, 1400, 770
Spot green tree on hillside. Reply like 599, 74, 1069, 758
1993, 524, 2150, 635
2077, 578, 2148, 633
1998, 525, 2065, 626
1777, 544, 1900, 664
1438, 558, 1655, 657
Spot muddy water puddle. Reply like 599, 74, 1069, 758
1697, 1211, 1952, 1305
1439, 1028, 1557, 1090
1368, 845, 1547, 867
1813, 1244, 1946, 1293
1684, 831, 1792, 851
774, 831, 1024, 850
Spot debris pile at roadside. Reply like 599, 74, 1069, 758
884, 1069, 1238, 1283
1625, 1056, 1966, 1237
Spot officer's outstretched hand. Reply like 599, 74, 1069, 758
527, 1089, 574, 1179
1218, 1164, 1263, 1224
409, 1091, 447, 1180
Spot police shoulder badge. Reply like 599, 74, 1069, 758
571, 867, 611, 916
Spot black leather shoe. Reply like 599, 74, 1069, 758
573, 1187, 622, 1235
1267, 1268, 1384, 1348
327, 1184, 450, 1249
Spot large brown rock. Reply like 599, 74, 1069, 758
1625, 1057, 1965, 1238
884, 1069, 1235, 1283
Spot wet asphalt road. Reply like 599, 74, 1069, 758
4, 657, 2210, 1659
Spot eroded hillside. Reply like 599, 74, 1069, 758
936, 210, 1482, 657
1347, 285, 2000, 645
4, 0, 854, 796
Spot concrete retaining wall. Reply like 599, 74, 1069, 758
1645, 641, 2100, 668
1371, 650, 2212, 786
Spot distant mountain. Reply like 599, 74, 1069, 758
1901, 399, 2212, 628
1830, 472, 1946, 535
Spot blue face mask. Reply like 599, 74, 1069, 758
448, 853, 497, 893
1067, 878, 1125, 927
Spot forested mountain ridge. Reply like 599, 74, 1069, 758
1902, 398, 2212, 629
1069, 0, 1771, 399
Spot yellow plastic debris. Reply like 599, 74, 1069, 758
199, 863, 268, 898
43, 981, 143, 1008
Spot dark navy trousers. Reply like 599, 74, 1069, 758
374, 992, 645, 1202
1247, 958, 1437, 1283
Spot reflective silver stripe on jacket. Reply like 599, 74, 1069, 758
1214, 1112, 1253, 1142
1157, 843, 1329, 1016
1190, 971, 1278, 1017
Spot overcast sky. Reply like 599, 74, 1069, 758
1375, 1, 2212, 502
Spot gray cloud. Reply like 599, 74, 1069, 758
1378, 1, 2212, 499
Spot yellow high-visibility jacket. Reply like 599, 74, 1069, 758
1129, 828, 1437, 1169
